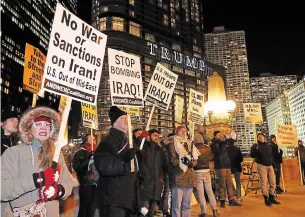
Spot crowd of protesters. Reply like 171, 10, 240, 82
1, 106, 305, 217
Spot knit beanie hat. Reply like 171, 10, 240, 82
109, 106, 127, 126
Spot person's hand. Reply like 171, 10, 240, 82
39, 184, 65, 202
140, 131, 149, 140
33, 166, 61, 188
181, 157, 192, 167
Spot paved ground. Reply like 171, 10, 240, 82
61, 181, 305, 217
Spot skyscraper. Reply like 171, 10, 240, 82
1, 0, 78, 113
250, 73, 298, 135
205, 26, 254, 152
91, 0, 225, 136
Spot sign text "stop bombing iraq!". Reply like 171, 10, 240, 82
43, 4, 107, 105
108, 48, 144, 107
144, 63, 178, 110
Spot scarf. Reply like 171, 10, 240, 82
173, 135, 201, 172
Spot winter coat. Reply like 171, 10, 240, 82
210, 138, 231, 169
226, 139, 243, 173
168, 137, 197, 188
94, 127, 137, 211
1, 129, 19, 155
72, 147, 94, 185
137, 139, 165, 202
269, 141, 283, 165
1, 139, 74, 217
250, 141, 274, 167
295, 145, 305, 162
194, 142, 214, 170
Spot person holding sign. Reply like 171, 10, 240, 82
1, 107, 74, 217
94, 106, 138, 217
269, 135, 284, 194
72, 134, 99, 217
135, 129, 166, 217
294, 140, 305, 185
168, 126, 200, 217
250, 133, 281, 206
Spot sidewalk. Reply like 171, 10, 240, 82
61, 181, 305, 217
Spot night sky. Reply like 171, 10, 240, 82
78, 0, 305, 78
203, 0, 305, 77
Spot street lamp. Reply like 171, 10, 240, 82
203, 72, 237, 140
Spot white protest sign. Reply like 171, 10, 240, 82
187, 88, 205, 124
243, 103, 263, 124
108, 48, 143, 107
42, 3, 107, 105
144, 63, 178, 110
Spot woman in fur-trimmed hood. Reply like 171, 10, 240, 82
1, 106, 74, 217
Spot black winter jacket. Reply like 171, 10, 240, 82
210, 138, 230, 169
1, 129, 19, 155
94, 128, 137, 211
250, 141, 274, 167
270, 141, 283, 165
194, 143, 214, 171
137, 139, 165, 202
72, 148, 92, 185
226, 139, 243, 173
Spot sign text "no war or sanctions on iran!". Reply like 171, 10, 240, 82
43, 4, 107, 105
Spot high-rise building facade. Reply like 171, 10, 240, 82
266, 94, 292, 136
251, 73, 298, 135
92, 0, 225, 136
205, 26, 253, 152
1, 0, 78, 113
286, 81, 305, 142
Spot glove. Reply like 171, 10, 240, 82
33, 166, 61, 188
181, 157, 193, 167
119, 148, 137, 162
140, 131, 149, 140
39, 184, 65, 202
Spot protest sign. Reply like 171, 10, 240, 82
187, 88, 205, 124
175, 95, 184, 124
42, 3, 107, 105
243, 103, 263, 124
81, 102, 99, 130
119, 106, 140, 121
23, 43, 46, 94
58, 96, 67, 113
144, 63, 178, 110
108, 48, 143, 107
276, 121, 298, 146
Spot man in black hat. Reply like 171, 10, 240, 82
269, 135, 284, 193
94, 106, 138, 217
1, 109, 19, 155
210, 130, 241, 208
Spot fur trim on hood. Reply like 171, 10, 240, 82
19, 106, 61, 144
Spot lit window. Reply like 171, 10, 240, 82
129, 0, 135, 5
99, 17, 107, 31
129, 11, 134, 17
163, 15, 168, 26
18, 87, 22, 92
145, 33, 155, 42
102, 6, 108, 12
129, 21, 141, 37
145, 65, 151, 71
112, 17, 124, 31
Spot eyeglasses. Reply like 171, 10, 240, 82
32, 121, 52, 129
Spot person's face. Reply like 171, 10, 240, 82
1, 118, 18, 135
299, 141, 304, 146
87, 135, 96, 144
216, 133, 222, 140
31, 121, 51, 144
149, 132, 160, 144
134, 130, 142, 138
113, 115, 128, 133
272, 137, 276, 144
258, 135, 265, 143
177, 127, 187, 138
